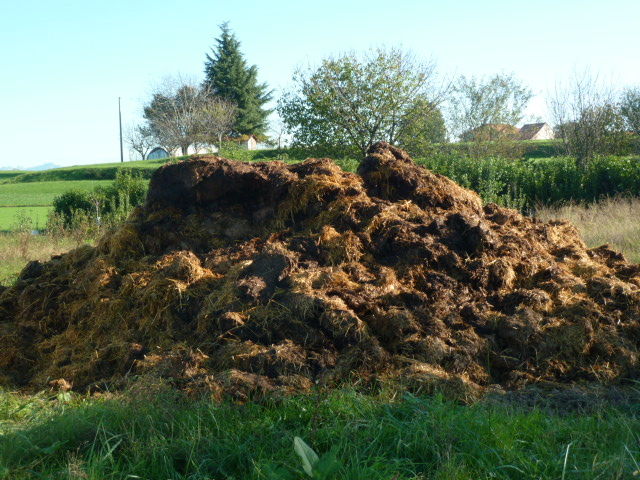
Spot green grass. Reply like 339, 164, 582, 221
4, 159, 169, 183
0, 387, 638, 479
0, 171, 25, 181
0, 180, 113, 230
0, 180, 112, 206
0, 206, 51, 231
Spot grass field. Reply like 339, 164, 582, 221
0, 171, 24, 181
0, 180, 112, 230
1, 387, 639, 479
4, 159, 167, 183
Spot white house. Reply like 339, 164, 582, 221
146, 144, 219, 160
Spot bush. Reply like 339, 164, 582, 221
49, 170, 148, 231
417, 153, 640, 212
51, 190, 94, 227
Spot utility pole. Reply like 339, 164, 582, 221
118, 97, 124, 163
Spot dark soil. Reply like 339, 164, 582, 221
1, 143, 639, 400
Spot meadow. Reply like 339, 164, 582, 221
537, 197, 640, 264
0, 180, 112, 230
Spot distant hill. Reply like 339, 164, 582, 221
0, 163, 60, 172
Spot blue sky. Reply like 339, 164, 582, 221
1, 0, 638, 168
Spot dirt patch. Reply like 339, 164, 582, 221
1, 143, 639, 400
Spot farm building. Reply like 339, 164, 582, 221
460, 124, 520, 142
519, 123, 555, 140
223, 134, 259, 150
147, 147, 170, 160
146, 144, 219, 160
461, 122, 555, 142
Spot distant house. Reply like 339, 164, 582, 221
224, 134, 259, 150
461, 124, 520, 142
519, 123, 555, 140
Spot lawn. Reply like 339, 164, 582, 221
0, 387, 638, 479
0, 206, 52, 232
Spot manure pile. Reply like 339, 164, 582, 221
1, 143, 640, 399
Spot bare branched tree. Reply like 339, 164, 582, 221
143, 76, 237, 156
448, 73, 532, 141
125, 124, 155, 160
550, 71, 625, 168
197, 96, 237, 148
269, 116, 289, 149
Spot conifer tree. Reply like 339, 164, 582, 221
204, 23, 272, 136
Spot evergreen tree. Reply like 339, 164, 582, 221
204, 23, 272, 136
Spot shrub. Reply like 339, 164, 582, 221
49, 170, 148, 232
417, 153, 640, 212
51, 190, 94, 227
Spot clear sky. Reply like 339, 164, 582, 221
1, 0, 638, 168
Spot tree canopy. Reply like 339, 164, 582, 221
142, 77, 236, 156
204, 23, 272, 136
278, 48, 448, 156
621, 87, 640, 136
448, 74, 532, 140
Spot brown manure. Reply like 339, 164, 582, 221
1, 142, 639, 400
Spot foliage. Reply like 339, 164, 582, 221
620, 86, 640, 136
448, 73, 532, 140
51, 190, 93, 227
550, 72, 626, 168
278, 48, 447, 155
416, 153, 640, 211
10, 211, 34, 259
203, 23, 272, 136
143, 78, 236, 155
50, 170, 147, 228
395, 97, 447, 156
0, 388, 639, 479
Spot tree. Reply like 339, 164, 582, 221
197, 96, 237, 147
620, 87, 640, 135
448, 74, 532, 140
203, 23, 272, 136
396, 98, 447, 155
125, 124, 155, 160
550, 72, 625, 168
144, 78, 206, 155
278, 48, 448, 156
143, 77, 237, 155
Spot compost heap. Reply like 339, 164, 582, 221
1, 143, 640, 399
